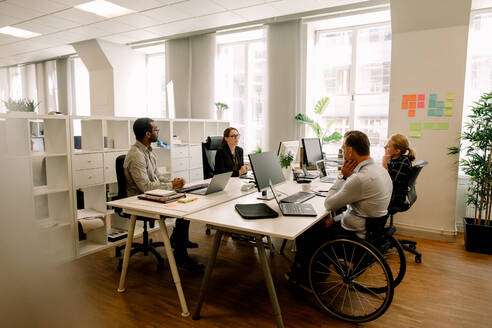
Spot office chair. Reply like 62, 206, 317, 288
202, 136, 223, 179
388, 160, 428, 263
114, 155, 165, 271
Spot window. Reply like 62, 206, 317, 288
69, 56, 90, 116
0, 64, 38, 113
146, 53, 166, 118
216, 28, 266, 154
461, 12, 492, 168
308, 13, 391, 160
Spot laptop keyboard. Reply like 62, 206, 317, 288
176, 183, 209, 193
281, 203, 305, 214
281, 191, 315, 204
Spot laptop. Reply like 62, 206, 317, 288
270, 185, 317, 217
189, 171, 232, 195
316, 160, 336, 183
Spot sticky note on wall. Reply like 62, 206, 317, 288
409, 123, 421, 137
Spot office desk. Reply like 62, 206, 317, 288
106, 177, 256, 317
184, 180, 331, 328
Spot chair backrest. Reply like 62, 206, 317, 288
115, 154, 127, 200
365, 214, 392, 242
388, 159, 428, 215
202, 136, 223, 179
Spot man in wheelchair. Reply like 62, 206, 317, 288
287, 130, 393, 290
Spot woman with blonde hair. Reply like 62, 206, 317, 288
383, 134, 416, 209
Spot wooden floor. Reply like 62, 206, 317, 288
7, 223, 492, 328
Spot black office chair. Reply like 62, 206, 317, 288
388, 160, 428, 263
114, 154, 165, 271
202, 136, 223, 179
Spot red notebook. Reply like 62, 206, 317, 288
137, 193, 185, 203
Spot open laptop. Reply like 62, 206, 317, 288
189, 171, 232, 195
316, 160, 337, 183
270, 185, 317, 217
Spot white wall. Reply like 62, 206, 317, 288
266, 21, 302, 152
388, 0, 471, 240
166, 38, 191, 118
97, 40, 146, 117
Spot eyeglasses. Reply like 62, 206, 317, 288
228, 134, 240, 139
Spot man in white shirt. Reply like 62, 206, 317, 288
288, 130, 392, 288
125, 118, 203, 272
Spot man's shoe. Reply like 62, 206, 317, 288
170, 237, 199, 249
175, 254, 204, 272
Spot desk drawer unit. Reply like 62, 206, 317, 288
189, 168, 203, 182
172, 145, 189, 158
172, 170, 189, 182
189, 144, 202, 169
171, 157, 189, 172
74, 168, 104, 187
73, 153, 103, 170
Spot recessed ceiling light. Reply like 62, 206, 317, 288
75, 0, 134, 18
0, 26, 41, 38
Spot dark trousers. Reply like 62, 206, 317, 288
170, 218, 190, 256
293, 220, 353, 283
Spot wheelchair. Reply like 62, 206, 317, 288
305, 214, 406, 323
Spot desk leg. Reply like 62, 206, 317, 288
158, 218, 190, 317
256, 236, 284, 328
192, 230, 223, 320
117, 214, 137, 293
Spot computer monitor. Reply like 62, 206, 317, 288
302, 138, 323, 167
248, 151, 285, 192
277, 140, 299, 162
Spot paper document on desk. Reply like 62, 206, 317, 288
145, 189, 177, 197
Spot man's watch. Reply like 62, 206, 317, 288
338, 173, 347, 180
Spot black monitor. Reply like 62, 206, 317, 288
302, 138, 323, 167
248, 151, 285, 192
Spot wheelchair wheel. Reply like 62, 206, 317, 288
379, 236, 406, 288
308, 237, 394, 323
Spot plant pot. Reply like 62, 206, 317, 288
463, 217, 492, 255
216, 110, 224, 120
282, 167, 291, 181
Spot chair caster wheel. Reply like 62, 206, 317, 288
415, 256, 422, 263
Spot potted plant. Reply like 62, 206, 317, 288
448, 91, 492, 254
215, 102, 228, 120
295, 97, 343, 145
2, 98, 40, 113
279, 152, 294, 180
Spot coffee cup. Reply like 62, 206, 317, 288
301, 182, 311, 192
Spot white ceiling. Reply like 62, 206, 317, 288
0, 0, 378, 66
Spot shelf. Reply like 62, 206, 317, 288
33, 186, 69, 196
37, 219, 71, 231
79, 240, 108, 257
103, 148, 129, 153
77, 208, 106, 220
31, 152, 67, 158
73, 150, 103, 155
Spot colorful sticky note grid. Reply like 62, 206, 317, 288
401, 94, 417, 110
423, 122, 449, 130
428, 109, 443, 116
408, 109, 416, 117
409, 123, 421, 138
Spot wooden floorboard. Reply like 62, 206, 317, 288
5, 223, 492, 328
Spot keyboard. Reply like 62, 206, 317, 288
280, 191, 315, 204
176, 183, 209, 193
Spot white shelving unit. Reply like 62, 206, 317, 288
70, 116, 229, 257
0, 113, 75, 262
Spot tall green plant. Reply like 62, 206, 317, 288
448, 91, 492, 226
295, 97, 342, 143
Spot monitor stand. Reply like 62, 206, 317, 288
257, 190, 274, 200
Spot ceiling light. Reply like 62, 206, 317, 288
75, 0, 134, 18
0, 26, 41, 38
